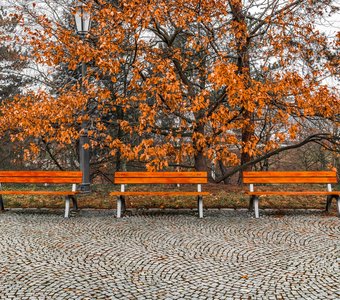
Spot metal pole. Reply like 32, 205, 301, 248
79, 40, 90, 192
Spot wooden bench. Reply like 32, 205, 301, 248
0, 171, 82, 218
243, 171, 340, 218
110, 172, 209, 218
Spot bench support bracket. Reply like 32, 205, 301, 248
197, 184, 203, 218
253, 196, 259, 218
117, 195, 126, 218
117, 184, 126, 218
197, 196, 203, 218
65, 196, 70, 218
117, 196, 123, 218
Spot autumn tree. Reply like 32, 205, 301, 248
0, 0, 339, 180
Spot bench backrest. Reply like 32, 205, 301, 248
243, 171, 338, 184
114, 172, 208, 184
0, 171, 82, 184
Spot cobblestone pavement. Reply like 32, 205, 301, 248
0, 209, 339, 300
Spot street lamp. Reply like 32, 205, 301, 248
74, 2, 91, 36
74, 1, 91, 192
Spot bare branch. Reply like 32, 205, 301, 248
215, 133, 338, 183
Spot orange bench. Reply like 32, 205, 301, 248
0, 171, 82, 218
243, 171, 340, 218
110, 172, 209, 218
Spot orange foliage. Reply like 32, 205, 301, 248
0, 0, 339, 171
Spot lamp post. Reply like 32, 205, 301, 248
74, 1, 91, 192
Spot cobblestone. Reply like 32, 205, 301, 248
0, 209, 339, 299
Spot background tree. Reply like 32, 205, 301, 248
0, 5, 32, 169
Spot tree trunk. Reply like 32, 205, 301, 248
194, 124, 207, 171
241, 110, 254, 170
230, 0, 255, 181
194, 151, 207, 171
116, 104, 124, 171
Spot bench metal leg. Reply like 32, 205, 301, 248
336, 196, 340, 217
70, 196, 79, 210
64, 196, 70, 218
117, 196, 123, 218
326, 195, 332, 212
253, 196, 259, 218
0, 195, 4, 211
249, 196, 255, 211
197, 196, 203, 218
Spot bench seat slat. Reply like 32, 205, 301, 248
243, 178, 337, 184
243, 171, 336, 177
110, 191, 209, 196
115, 178, 208, 184
0, 171, 82, 184
115, 172, 207, 178
0, 178, 83, 183
243, 171, 337, 184
0, 171, 82, 177
246, 191, 340, 196
0, 191, 80, 195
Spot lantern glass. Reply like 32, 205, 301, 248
74, 3, 91, 35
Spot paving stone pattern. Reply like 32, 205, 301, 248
0, 209, 339, 299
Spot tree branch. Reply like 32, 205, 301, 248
215, 133, 338, 183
